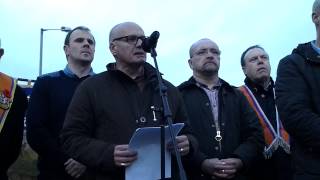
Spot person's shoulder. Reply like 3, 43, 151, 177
35, 70, 64, 84
279, 53, 302, 65
78, 71, 109, 87
220, 79, 237, 91
39, 70, 63, 79
162, 79, 176, 88
280, 42, 312, 65
85, 71, 108, 81
177, 77, 195, 91
32, 70, 64, 87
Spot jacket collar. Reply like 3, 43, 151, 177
106, 62, 159, 83
244, 77, 274, 95
179, 76, 234, 92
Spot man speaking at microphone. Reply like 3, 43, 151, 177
60, 22, 196, 180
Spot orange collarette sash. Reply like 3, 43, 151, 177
0, 72, 17, 134
239, 85, 290, 159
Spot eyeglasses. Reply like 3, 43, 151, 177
112, 35, 147, 45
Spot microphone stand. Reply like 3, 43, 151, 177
150, 48, 187, 180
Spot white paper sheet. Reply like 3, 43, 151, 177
125, 123, 184, 180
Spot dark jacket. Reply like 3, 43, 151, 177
26, 69, 92, 180
244, 78, 293, 180
178, 77, 264, 180
276, 42, 320, 180
60, 62, 196, 180
0, 85, 27, 180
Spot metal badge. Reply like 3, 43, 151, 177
0, 92, 12, 110
215, 130, 222, 141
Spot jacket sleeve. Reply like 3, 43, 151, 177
26, 77, 68, 166
60, 81, 118, 173
276, 55, 320, 150
232, 91, 264, 171
174, 88, 199, 158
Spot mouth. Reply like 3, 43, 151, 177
258, 67, 267, 71
204, 61, 217, 66
257, 67, 268, 72
81, 50, 91, 54
134, 51, 146, 56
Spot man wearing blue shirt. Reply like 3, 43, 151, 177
26, 26, 96, 180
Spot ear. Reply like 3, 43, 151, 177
312, 13, 320, 25
242, 66, 247, 75
63, 45, 69, 56
188, 59, 193, 69
109, 42, 117, 56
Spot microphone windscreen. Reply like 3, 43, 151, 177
142, 31, 160, 52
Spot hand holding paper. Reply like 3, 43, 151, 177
125, 123, 184, 180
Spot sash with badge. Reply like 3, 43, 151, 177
0, 72, 17, 133
239, 85, 290, 159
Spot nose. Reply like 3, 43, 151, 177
257, 57, 265, 64
206, 52, 215, 60
136, 38, 143, 48
83, 40, 91, 48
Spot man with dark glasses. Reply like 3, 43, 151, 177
61, 22, 197, 180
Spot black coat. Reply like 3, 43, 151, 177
276, 42, 320, 180
178, 77, 264, 180
61, 62, 197, 180
244, 78, 293, 180
0, 85, 27, 180
26, 70, 92, 180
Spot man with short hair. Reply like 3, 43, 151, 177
239, 45, 292, 180
60, 22, 196, 180
26, 26, 96, 180
275, 0, 320, 179
178, 38, 263, 180
0, 47, 28, 180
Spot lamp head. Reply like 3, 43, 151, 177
61, 26, 72, 32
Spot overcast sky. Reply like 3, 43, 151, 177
0, 0, 315, 86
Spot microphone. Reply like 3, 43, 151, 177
142, 31, 160, 53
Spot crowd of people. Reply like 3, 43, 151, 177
1, 0, 320, 180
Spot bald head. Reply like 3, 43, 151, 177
189, 38, 220, 58
109, 22, 144, 44
313, 0, 320, 13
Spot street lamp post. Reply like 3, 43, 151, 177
39, 26, 71, 76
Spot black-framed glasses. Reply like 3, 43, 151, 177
112, 35, 147, 45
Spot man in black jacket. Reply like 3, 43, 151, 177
26, 26, 95, 180
178, 38, 263, 180
0, 47, 28, 180
239, 45, 292, 180
276, 1, 320, 179
61, 22, 196, 180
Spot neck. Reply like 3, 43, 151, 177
67, 61, 92, 78
116, 62, 144, 79
254, 77, 270, 90
193, 72, 219, 89
316, 34, 320, 48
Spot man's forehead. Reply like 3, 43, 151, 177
195, 39, 218, 49
70, 30, 93, 40
190, 39, 219, 57
246, 48, 268, 58
115, 23, 144, 36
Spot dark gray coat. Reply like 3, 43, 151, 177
276, 42, 320, 180
178, 77, 264, 180
61, 62, 196, 180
